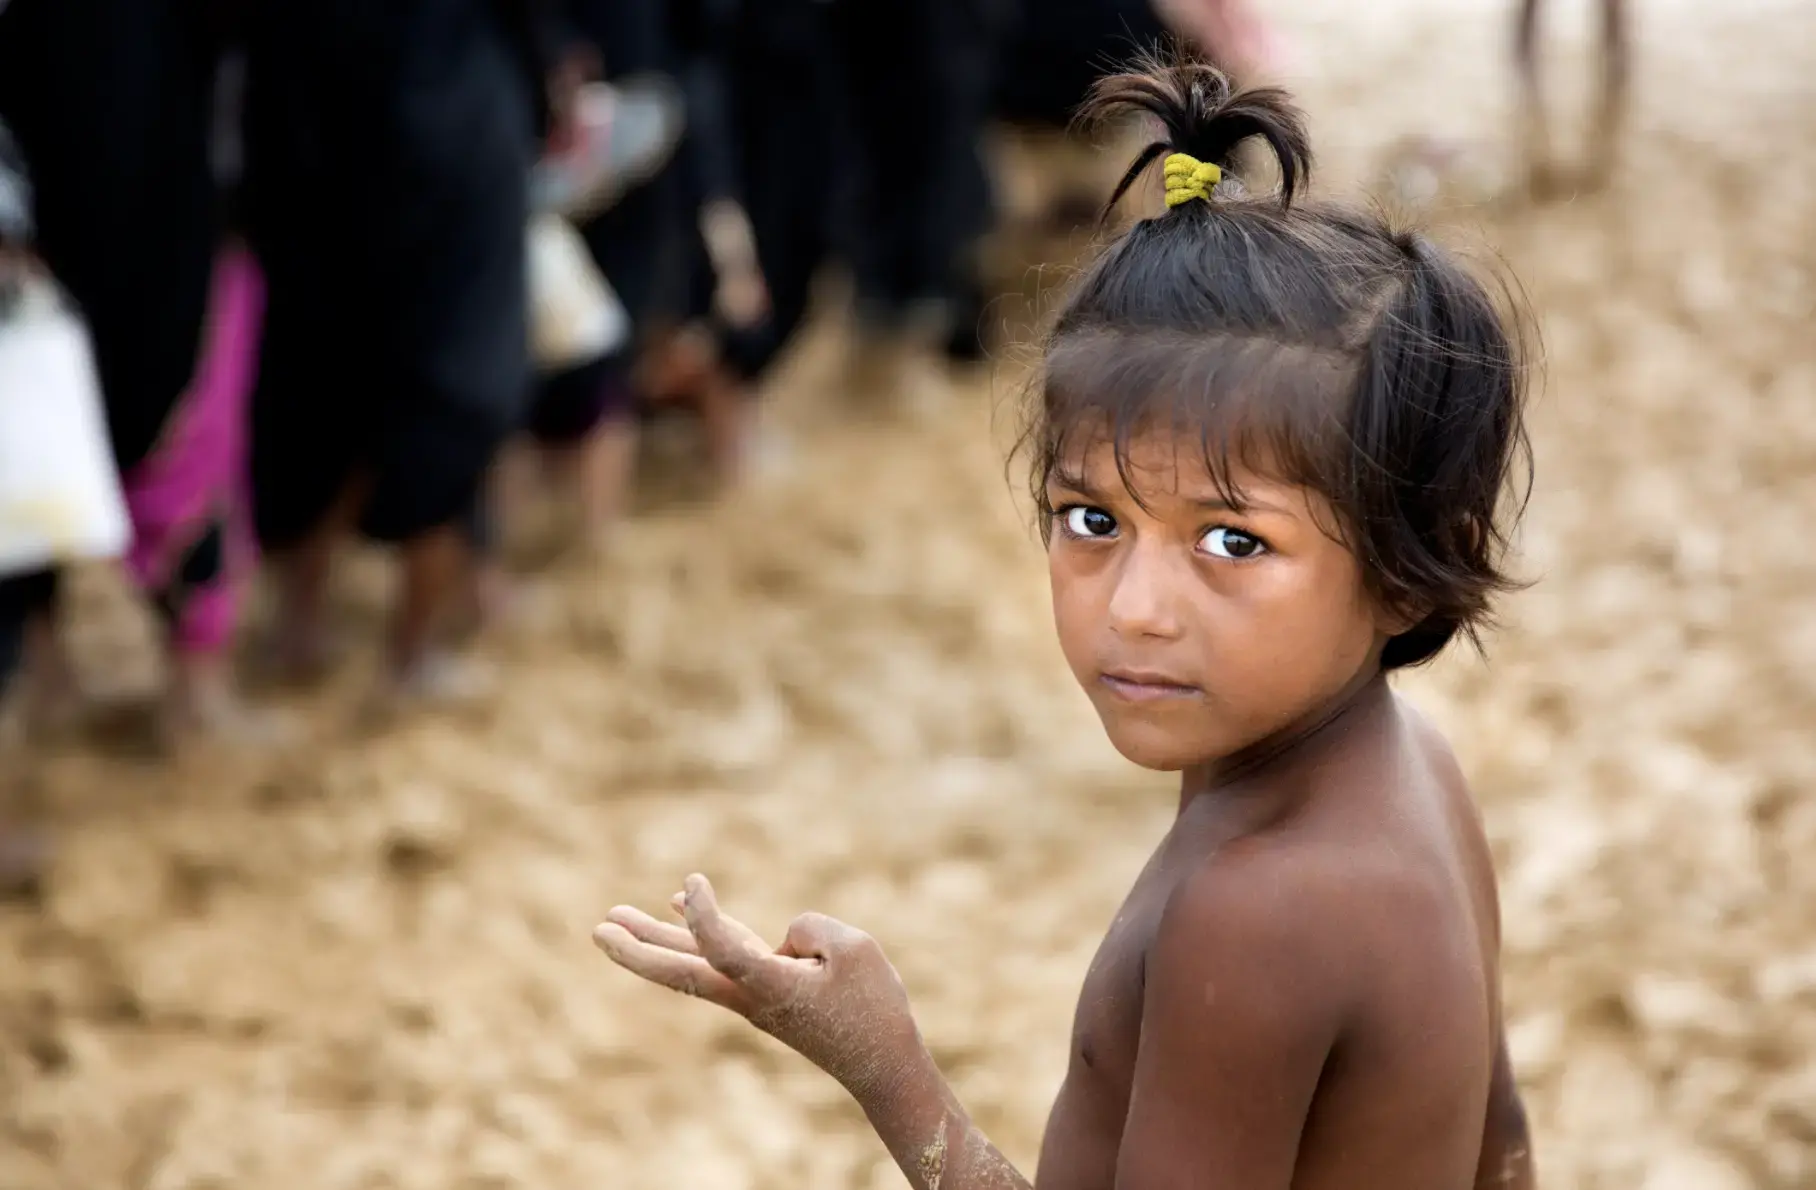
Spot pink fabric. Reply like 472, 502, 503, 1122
121, 244, 265, 655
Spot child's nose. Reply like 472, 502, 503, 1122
1106, 542, 1187, 640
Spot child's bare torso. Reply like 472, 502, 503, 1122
1034, 691, 1513, 1189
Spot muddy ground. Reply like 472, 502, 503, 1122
3, 0, 1814, 1186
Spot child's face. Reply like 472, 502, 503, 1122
1046, 432, 1390, 772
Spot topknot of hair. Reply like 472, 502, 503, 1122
1083, 52, 1313, 217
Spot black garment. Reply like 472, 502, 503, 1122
0, 0, 219, 474
822, 0, 999, 332
241, 0, 540, 548
525, 353, 634, 446
524, 0, 684, 446
692, 0, 843, 382
992, 0, 1169, 129
562, 0, 687, 331
572, 0, 843, 376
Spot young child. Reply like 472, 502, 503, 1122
593, 60, 1536, 1190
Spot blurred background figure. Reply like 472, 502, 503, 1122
506, 0, 709, 559
113, 49, 274, 745
820, 0, 1005, 408
1517, 0, 1629, 192
238, 0, 550, 711
473, 67, 679, 633
0, 111, 54, 897
1379, 0, 1632, 207
0, 0, 271, 748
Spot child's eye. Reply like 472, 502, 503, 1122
1060, 505, 1118, 539
1200, 526, 1267, 560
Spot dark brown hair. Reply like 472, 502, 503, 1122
1022, 57, 1533, 670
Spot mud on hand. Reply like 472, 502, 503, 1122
594, 874, 927, 1102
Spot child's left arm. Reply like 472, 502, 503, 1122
594, 875, 1030, 1190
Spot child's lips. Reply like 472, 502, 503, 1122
1099, 670, 1202, 702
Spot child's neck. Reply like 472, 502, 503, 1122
1177, 665, 1389, 814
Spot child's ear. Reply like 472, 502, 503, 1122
1373, 596, 1427, 640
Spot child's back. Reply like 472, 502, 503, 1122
1040, 682, 1523, 1187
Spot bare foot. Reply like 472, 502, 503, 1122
164, 652, 297, 752
1579, 98, 1624, 194
696, 376, 755, 492
364, 649, 498, 729
260, 613, 343, 688
263, 534, 345, 687
450, 558, 513, 643
1514, 102, 1572, 201
743, 423, 793, 487
536, 415, 639, 557
451, 564, 554, 643
574, 417, 638, 545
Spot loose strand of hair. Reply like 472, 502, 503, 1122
1101, 141, 1173, 225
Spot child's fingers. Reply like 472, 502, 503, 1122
681, 874, 771, 981
605, 905, 700, 955
592, 923, 744, 1010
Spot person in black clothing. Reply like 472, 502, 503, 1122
525, 0, 825, 524
815, 0, 1003, 390
239, 0, 559, 706
0, 113, 65, 894
0, 116, 47, 714
0, 0, 224, 736
640, 0, 1000, 432
0, 0, 218, 489
643, 0, 837, 479
518, 0, 687, 548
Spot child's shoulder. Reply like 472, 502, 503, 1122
1156, 754, 1489, 1005
1125, 828, 1454, 1110
1161, 813, 1452, 976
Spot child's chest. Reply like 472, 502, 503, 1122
1065, 849, 1190, 1098
1038, 814, 1256, 1188
1036, 865, 1178, 1190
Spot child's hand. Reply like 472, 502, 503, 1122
594, 875, 926, 1100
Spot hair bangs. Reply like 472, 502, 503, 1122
1030, 328, 1359, 532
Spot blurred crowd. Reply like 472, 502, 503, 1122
0, 0, 1277, 799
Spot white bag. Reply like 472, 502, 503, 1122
527, 211, 629, 374
0, 276, 131, 577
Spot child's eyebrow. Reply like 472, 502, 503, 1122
1046, 469, 1106, 500
1048, 471, 1288, 516
1190, 493, 1288, 515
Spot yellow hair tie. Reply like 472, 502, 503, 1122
1163, 152, 1223, 208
